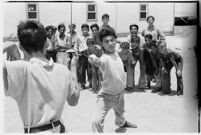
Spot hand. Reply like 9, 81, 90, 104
131, 60, 136, 67
176, 70, 182, 77
88, 54, 100, 66
3, 44, 20, 61
162, 67, 167, 73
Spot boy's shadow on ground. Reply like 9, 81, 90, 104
158, 90, 178, 96
115, 127, 127, 133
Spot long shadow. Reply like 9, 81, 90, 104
115, 127, 127, 133
158, 90, 178, 96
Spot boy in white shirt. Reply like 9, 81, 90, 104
89, 27, 137, 133
3, 20, 80, 133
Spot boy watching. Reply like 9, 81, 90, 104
88, 27, 137, 133
126, 24, 147, 89
144, 34, 162, 90
158, 46, 184, 96
118, 42, 136, 92
3, 20, 80, 133
87, 38, 102, 93
77, 24, 92, 89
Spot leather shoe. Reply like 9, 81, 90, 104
120, 121, 137, 128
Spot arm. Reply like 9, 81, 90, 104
88, 54, 102, 68
3, 43, 21, 61
67, 73, 80, 106
170, 55, 178, 71
3, 61, 8, 91
157, 29, 166, 40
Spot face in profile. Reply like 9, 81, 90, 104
102, 35, 116, 53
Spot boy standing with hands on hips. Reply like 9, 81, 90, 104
88, 27, 137, 133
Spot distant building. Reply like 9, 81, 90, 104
3, 0, 197, 41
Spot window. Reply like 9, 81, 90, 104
87, 4, 97, 21
139, 4, 148, 20
26, 3, 39, 20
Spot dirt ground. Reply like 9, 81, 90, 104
3, 26, 198, 133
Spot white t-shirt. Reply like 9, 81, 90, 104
3, 58, 79, 128
99, 52, 126, 95
75, 34, 92, 52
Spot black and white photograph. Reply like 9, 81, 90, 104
1, 0, 200, 133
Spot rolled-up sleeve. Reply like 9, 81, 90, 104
3, 60, 27, 101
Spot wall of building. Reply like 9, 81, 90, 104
3, 3, 26, 38
3, 2, 174, 40
175, 3, 197, 17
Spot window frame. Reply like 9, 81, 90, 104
26, 3, 39, 21
139, 3, 148, 20
86, 3, 97, 22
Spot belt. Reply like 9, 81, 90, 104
24, 120, 62, 133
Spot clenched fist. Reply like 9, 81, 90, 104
88, 54, 101, 67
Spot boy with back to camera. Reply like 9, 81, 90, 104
88, 27, 137, 133
3, 20, 80, 133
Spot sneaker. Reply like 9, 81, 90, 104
125, 87, 133, 92
120, 121, 137, 128
177, 91, 183, 96
88, 82, 92, 88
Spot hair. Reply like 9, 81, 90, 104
146, 16, 155, 22
145, 34, 153, 40
149, 41, 157, 48
58, 24, 66, 30
52, 26, 57, 31
17, 20, 47, 54
120, 42, 130, 49
90, 24, 99, 30
45, 25, 53, 31
131, 36, 140, 44
102, 13, 109, 20
69, 23, 76, 28
99, 27, 117, 42
81, 24, 89, 30
86, 38, 95, 46
129, 24, 139, 31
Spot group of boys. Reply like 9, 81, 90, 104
3, 14, 183, 134
43, 16, 110, 93
118, 17, 183, 96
